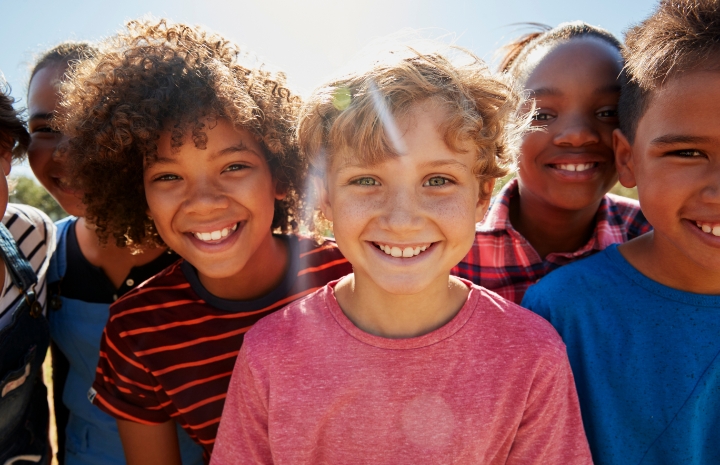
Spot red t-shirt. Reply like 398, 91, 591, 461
211, 279, 592, 465
91, 235, 351, 461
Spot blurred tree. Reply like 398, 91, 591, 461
9, 176, 68, 221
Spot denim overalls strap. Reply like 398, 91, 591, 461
0, 223, 49, 465
48, 218, 203, 465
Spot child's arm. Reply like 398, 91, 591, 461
117, 419, 182, 465
210, 347, 271, 465
507, 348, 592, 464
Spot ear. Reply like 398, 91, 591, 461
613, 128, 636, 188
0, 147, 12, 177
273, 179, 288, 201
475, 178, 495, 223
314, 174, 333, 222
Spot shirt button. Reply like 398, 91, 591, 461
126, 279, 135, 287
112, 294, 118, 301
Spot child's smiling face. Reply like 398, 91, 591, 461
320, 101, 490, 296
144, 119, 285, 283
616, 70, 720, 276
518, 37, 622, 212
27, 63, 85, 216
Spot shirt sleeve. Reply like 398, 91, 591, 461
211, 345, 272, 465
520, 283, 552, 322
506, 346, 592, 465
91, 319, 171, 425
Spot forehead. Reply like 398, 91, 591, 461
153, 118, 264, 161
522, 38, 622, 90
28, 64, 65, 112
636, 70, 720, 142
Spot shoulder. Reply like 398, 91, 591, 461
472, 285, 567, 358
4, 204, 55, 241
242, 284, 333, 358
291, 235, 352, 281
109, 259, 188, 316
604, 194, 652, 236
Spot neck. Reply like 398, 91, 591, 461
75, 217, 170, 289
198, 233, 288, 301
619, 232, 720, 295
510, 185, 600, 259
334, 272, 469, 339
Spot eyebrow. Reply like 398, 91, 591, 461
650, 134, 715, 146
29, 112, 53, 121
529, 87, 562, 98
421, 159, 470, 171
593, 84, 621, 95
151, 143, 256, 166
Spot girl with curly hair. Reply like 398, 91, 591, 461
57, 20, 351, 464
452, 22, 652, 304
26, 42, 202, 465
0, 75, 56, 465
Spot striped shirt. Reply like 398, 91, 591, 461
0, 204, 55, 331
91, 235, 351, 461
452, 179, 652, 304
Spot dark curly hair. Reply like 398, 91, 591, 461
57, 19, 303, 248
0, 76, 29, 161
30, 42, 98, 86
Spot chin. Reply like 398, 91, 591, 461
374, 276, 436, 296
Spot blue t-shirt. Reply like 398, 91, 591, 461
522, 244, 720, 465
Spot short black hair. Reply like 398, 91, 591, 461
620, 0, 720, 143
0, 77, 29, 160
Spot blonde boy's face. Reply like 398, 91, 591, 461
320, 102, 491, 295
615, 70, 720, 275
144, 119, 284, 282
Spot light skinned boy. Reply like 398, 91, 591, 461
57, 20, 351, 464
211, 46, 592, 465
522, 1, 720, 463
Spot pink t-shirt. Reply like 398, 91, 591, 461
211, 279, 591, 465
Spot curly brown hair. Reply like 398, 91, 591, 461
619, 0, 720, 143
298, 45, 526, 234
57, 19, 303, 248
0, 76, 29, 161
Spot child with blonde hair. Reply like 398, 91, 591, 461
212, 44, 591, 464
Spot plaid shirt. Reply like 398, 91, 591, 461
452, 179, 652, 304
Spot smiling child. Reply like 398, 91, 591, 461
211, 46, 592, 464
522, 1, 720, 462
56, 20, 351, 464
453, 22, 652, 304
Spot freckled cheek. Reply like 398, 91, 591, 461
422, 194, 478, 234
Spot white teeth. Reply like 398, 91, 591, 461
696, 222, 720, 237
376, 243, 431, 258
557, 163, 595, 172
193, 223, 238, 242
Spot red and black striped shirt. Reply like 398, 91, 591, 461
91, 235, 351, 461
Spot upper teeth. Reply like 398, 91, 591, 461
193, 223, 238, 242
377, 243, 430, 258
696, 222, 720, 237
556, 163, 596, 172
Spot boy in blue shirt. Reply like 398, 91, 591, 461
522, 1, 720, 464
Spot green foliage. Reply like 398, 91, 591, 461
9, 176, 68, 221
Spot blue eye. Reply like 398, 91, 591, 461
353, 177, 378, 186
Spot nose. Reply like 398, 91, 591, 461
53, 135, 70, 161
699, 163, 720, 204
378, 187, 424, 233
183, 177, 230, 214
553, 113, 601, 147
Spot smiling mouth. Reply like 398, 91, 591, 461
695, 221, 720, 237
549, 163, 599, 172
373, 242, 433, 258
191, 223, 239, 242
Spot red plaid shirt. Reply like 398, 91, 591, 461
452, 179, 652, 304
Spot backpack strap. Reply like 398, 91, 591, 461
0, 222, 41, 317
47, 216, 75, 284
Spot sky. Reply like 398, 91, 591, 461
3, 0, 658, 177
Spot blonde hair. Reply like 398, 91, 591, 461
298, 45, 526, 234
